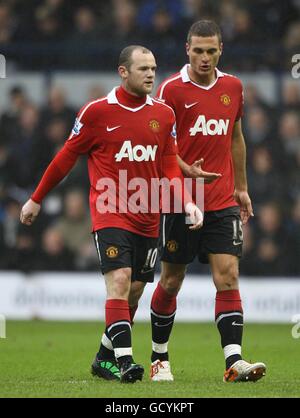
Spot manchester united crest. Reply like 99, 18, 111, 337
220, 94, 231, 106
106, 246, 119, 258
149, 120, 160, 132
166, 240, 179, 253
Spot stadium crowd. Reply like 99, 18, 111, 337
0, 0, 299, 71
0, 0, 299, 276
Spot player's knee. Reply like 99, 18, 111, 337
160, 271, 185, 296
214, 263, 239, 289
107, 269, 131, 299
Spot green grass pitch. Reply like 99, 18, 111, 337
0, 321, 299, 398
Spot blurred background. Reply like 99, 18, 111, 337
0, 0, 300, 320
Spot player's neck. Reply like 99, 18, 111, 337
117, 85, 147, 107
188, 67, 217, 87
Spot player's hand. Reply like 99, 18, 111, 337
185, 202, 203, 230
234, 190, 254, 224
188, 159, 222, 183
20, 199, 41, 226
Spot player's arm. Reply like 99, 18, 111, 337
231, 119, 253, 224
176, 155, 221, 183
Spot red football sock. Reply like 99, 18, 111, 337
105, 299, 130, 327
215, 289, 243, 319
151, 282, 177, 315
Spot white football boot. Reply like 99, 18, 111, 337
150, 360, 174, 381
223, 359, 266, 382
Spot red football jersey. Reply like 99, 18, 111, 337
157, 65, 244, 212
33, 87, 179, 237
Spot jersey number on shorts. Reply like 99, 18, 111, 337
232, 219, 243, 245
144, 248, 158, 270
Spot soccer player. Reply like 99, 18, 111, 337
150, 21, 267, 383
20, 45, 204, 383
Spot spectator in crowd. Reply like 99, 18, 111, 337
278, 111, 300, 195
0, 1, 16, 44
1, 227, 36, 272
244, 84, 273, 114
35, 227, 75, 271
54, 189, 97, 270
248, 146, 285, 207
65, 6, 102, 69
249, 202, 294, 276
282, 82, 300, 111
0, 86, 29, 145
88, 84, 106, 101
41, 86, 75, 133
8, 104, 42, 189
110, 0, 141, 43
244, 107, 273, 147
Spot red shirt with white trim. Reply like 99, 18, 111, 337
157, 64, 244, 212
31, 86, 180, 237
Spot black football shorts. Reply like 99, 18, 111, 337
159, 206, 243, 264
94, 228, 158, 283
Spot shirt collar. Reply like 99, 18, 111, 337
180, 64, 224, 89
107, 87, 153, 111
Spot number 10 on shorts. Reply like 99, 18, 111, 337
144, 248, 158, 270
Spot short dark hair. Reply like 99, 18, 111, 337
187, 20, 222, 44
118, 45, 152, 70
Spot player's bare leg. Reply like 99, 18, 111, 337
209, 254, 266, 382
128, 281, 146, 324
92, 267, 144, 383
150, 262, 187, 381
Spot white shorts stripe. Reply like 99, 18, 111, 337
94, 232, 102, 264
162, 215, 166, 248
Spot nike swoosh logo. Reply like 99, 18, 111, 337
140, 269, 154, 274
232, 321, 243, 326
154, 321, 173, 328
107, 125, 121, 132
233, 240, 242, 246
185, 102, 198, 109
111, 330, 126, 341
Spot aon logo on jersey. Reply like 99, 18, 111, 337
115, 140, 158, 162
190, 115, 230, 136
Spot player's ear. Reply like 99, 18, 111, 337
118, 65, 128, 80
186, 42, 190, 57
219, 42, 223, 56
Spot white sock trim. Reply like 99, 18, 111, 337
152, 341, 168, 354
224, 344, 242, 360
114, 347, 133, 358
107, 321, 131, 333
151, 309, 176, 319
216, 312, 243, 325
101, 333, 113, 351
